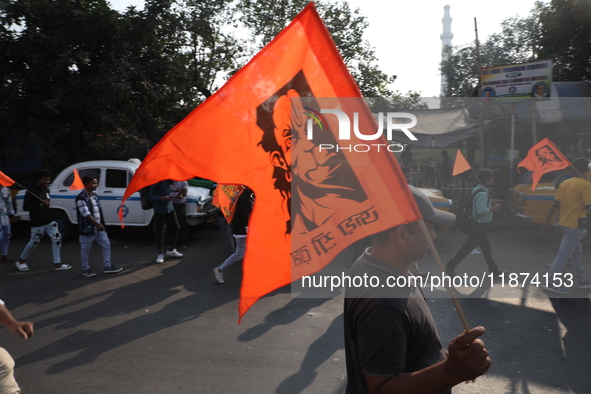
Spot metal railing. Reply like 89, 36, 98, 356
410, 176, 477, 202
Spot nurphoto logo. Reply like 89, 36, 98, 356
304, 108, 417, 153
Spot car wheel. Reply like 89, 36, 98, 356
52, 210, 73, 241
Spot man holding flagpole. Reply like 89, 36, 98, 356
541, 158, 591, 293
344, 185, 491, 394
16, 170, 71, 272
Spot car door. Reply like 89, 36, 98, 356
57, 167, 102, 223
98, 168, 144, 225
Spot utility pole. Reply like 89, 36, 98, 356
474, 17, 485, 168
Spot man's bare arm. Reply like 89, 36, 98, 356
365, 327, 490, 394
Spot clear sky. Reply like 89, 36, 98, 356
108, 0, 547, 97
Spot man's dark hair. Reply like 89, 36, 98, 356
35, 169, 51, 180
572, 158, 589, 175
477, 168, 494, 183
82, 175, 98, 185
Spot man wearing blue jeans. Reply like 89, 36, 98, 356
76, 175, 122, 277
542, 158, 591, 293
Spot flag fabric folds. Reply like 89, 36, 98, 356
120, 4, 421, 320
69, 168, 84, 191
452, 149, 471, 176
0, 171, 15, 187
517, 138, 571, 191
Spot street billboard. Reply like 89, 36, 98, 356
481, 60, 553, 99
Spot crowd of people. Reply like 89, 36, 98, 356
1, 154, 591, 393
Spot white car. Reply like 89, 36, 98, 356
15, 159, 217, 239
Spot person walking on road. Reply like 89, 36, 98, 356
213, 186, 252, 284
0, 185, 16, 264
170, 180, 189, 251
445, 168, 504, 278
542, 158, 591, 293
76, 175, 122, 277
16, 169, 71, 272
148, 180, 183, 264
344, 185, 491, 393
0, 298, 33, 393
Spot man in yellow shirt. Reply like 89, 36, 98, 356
542, 158, 591, 293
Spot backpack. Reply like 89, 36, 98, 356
140, 186, 153, 210
452, 189, 486, 234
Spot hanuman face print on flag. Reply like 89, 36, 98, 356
534, 144, 563, 168
256, 71, 367, 235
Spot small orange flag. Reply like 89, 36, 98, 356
517, 138, 570, 191
0, 171, 15, 187
0, 171, 14, 187
69, 168, 84, 191
452, 149, 472, 176
213, 184, 245, 225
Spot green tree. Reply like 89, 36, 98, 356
440, 0, 591, 98
537, 0, 591, 81
236, 0, 396, 97
0, 0, 242, 172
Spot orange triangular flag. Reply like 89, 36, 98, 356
0, 171, 15, 187
452, 149, 471, 176
517, 138, 570, 191
69, 168, 84, 190
120, 4, 421, 321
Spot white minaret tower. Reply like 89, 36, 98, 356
440, 5, 453, 96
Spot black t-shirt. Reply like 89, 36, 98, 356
23, 184, 54, 227
344, 249, 449, 394
231, 188, 252, 236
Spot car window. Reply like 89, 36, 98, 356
105, 169, 131, 188
63, 168, 101, 187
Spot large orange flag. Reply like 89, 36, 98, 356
0, 171, 15, 187
517, 138, 570, 191
121, 4, 421, 320
452, 149, 471, 176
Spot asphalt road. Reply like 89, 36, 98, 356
0, 224, 589, 393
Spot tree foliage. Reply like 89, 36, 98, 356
236, 0, 396, 97
1, 0, 241, 172
440, 0, 591, 98
1, 0, 417, 173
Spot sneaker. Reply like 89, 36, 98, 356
15, 262, 29, 271
82, 269, 96, 278
543, 285, 571, 294
180, 245, 188, 251
578, 278, 591, 290
1, 256, 14, 264
156, 254, 164, 264
213, 267, 224, 284
54, 264, 72, 271
166, 249, 183, 258
104, 265, 123, 274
